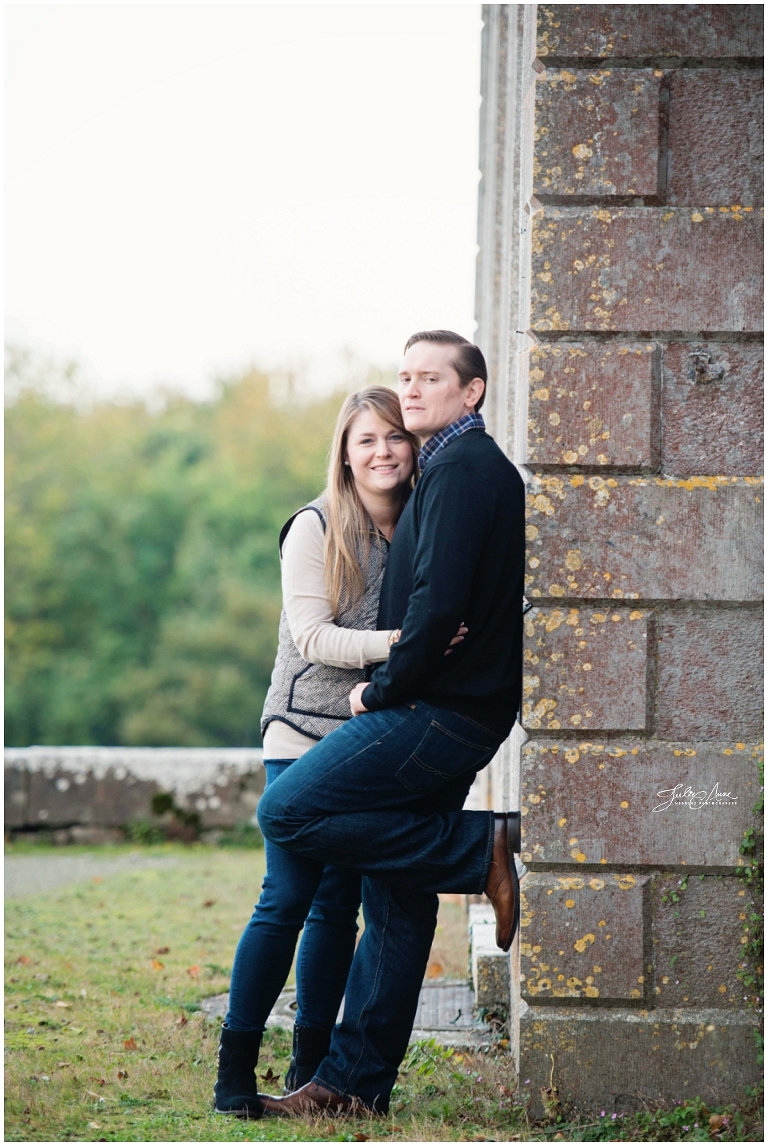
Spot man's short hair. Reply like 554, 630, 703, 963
403, 330, 488, 412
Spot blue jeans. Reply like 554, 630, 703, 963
225, 761, 362, 1035
257, 702, 500, 1110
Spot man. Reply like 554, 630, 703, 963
257, 330, 525, 1116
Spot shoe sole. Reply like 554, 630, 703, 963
499, 857, 520, 953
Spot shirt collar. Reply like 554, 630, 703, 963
418, 411, 486, 472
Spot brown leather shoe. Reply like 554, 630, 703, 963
484, 813, 521, 952
258, 1081, 353, 1117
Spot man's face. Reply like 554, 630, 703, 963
398, 341, 483, 440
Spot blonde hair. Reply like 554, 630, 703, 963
324, 387, 419, 615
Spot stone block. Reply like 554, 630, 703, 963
534, 69, 660, 196
520, 739, 761, 867
661, 342, 764, 476
525, 474, 763, 602
527, 342, 655, 467
531, 207, 763, 333
4, 766, 29, 828
667, 70, 764, 206
536, 5, 764, 60
654, 875, 750, 1008
519, 1006, 761, 1117
26, 767, 159, 829
522, 606, 649, 732
657, 608, 764, 741
520, 872, 650, 1003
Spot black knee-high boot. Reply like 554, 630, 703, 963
284, 1024, 332, 1093
213, 1025, 264, 1118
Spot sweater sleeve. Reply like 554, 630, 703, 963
361, 460, 496, 710
281, 510, 391, 669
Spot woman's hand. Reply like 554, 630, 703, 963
444, 622, 468, 656
349, 682, 369, 716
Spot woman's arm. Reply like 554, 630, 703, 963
281, 510, 391, 668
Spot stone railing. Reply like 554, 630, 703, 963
5, 746, 264, 842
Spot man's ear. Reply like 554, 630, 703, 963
464, 377, 485, 411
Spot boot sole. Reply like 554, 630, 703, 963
213, 1103, 263, 1119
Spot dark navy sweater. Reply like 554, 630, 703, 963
361, 429, 525, 737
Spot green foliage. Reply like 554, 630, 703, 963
736, 758, 764, 1062
5, 353, 348, 746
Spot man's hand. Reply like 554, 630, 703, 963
349, 683, 369, 716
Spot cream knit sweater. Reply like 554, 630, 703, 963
262, 509, 391, 760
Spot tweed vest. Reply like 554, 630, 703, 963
260, 496, 389, 742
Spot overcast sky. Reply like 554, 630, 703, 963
5, 3, 483, 400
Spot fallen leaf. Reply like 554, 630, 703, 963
261, 1066, 277, 1082
55, 1000, 72, 1008
56, 1061, 72, 1068
86, 1091, 105, 1101
117, 1070, 128, 1079
426, 960, 444, 979
176, 1014, 188, 1028
36, 1045, 46, 1051
90, 1077, 106, 1086
92, 877, 102, 884
123, 1037, 138, 1050
353, 1135, 369, 1142
202, 899, 216, 908
23, 1107, 31, 1115
554, 1135, 565, 1142
88, 1121, 101, 1129
156, 947, 170, 955
186, 965, 201, 979
709, 1114, 727, 1130
151, 959, 164, 971
16, 955, 32, 965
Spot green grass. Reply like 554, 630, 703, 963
4, 845, 763, 1142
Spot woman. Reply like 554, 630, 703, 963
214, 387, 461, 1118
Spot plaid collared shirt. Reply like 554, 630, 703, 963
418, 411, 486, 472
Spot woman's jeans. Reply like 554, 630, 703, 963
225, 761, 362, 1034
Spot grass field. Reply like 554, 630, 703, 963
4, 843, 762, 1143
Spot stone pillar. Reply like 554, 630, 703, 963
477, 3, 763, 1113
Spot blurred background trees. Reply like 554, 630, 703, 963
5, 350, 388, 746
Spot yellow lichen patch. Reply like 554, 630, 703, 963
571, 850, 587, 862
572, 143, 593, 160
588, 879, 605, 891
616, 875, 636, 890
570, 475, 585, 487
531, 493, 554, 514
565, 550, 582, 571
545, 610, 565, 632
558, 877, 584, 890
574, 933, 596, 954
564, 749, 580, 765
584, 985, 600, 998
558, 817, 568, 827
525, 524, 539, 541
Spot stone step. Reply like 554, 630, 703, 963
201, 980, 494, 1048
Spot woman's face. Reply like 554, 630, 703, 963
345, 409, 414, 499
